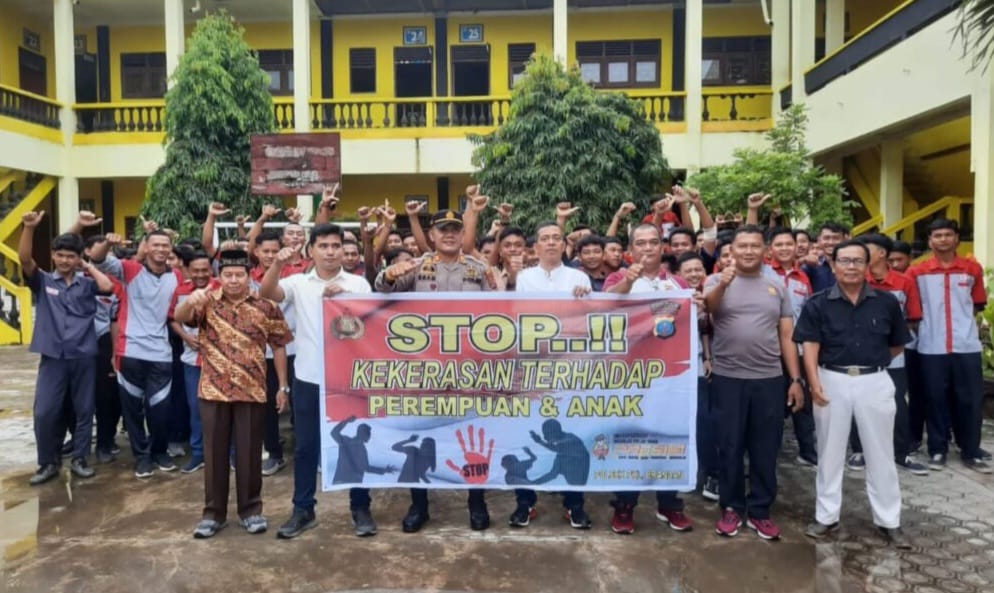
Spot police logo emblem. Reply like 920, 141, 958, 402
331, 309, 365, 340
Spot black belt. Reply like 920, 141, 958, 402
820, 364, 886, 376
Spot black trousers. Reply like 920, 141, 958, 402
34, 356, 96, 466
263, 355, 295, 461
94, 333, 121, 452
789, 357, 817, 460
168, 334, 189, 444
514, 489, 584, 509
850, 367, 911, 460
117, 357, 173, 461
711, 374, 785, 520
411, 488, 486, 511
919, 353, 984, 460
905, 349, 927, 446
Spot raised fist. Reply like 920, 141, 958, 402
21, 211, 45, 228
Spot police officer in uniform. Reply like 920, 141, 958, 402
375, 209, 492, 532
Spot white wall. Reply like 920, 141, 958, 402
0, 130, 65, 176
804, 13, 973, 156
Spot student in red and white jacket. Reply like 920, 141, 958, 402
907, 219, 991, 474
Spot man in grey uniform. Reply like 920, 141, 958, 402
375, 209, 492, 532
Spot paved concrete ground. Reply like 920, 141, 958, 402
1, 345, 993, 593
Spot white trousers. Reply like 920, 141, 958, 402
814, 368, 901, 528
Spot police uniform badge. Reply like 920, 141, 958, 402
650, 300, 682, 339
331, 307, 365, 340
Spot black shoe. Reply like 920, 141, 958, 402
701, 476, 719, 502
96, 448, 115, 464
804, 521, 840, 539
469, 508, 490, 531
566, 506, 592, 529
976, 447, 993, 462
61, 441, 73, 455
928, 453, 947, 471
908, 441, 922, 455
964, 458, 993, 474
352, 508, 377, 537
878, 526, 911, 549
29, 464, 59, 486
70, 458, 95, 479
402, 505, 429, 533
154, 454, 178, 472
134, 458, 155, 479
508, 503, 533, 527
276, 510, 317, 539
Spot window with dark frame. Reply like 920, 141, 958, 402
349, 48, 376, 94
121, 52, 166, 99
702, 37, 771, 86
508, 43, 535, 88
258, 49, 294, 96
575, 40, 661, 89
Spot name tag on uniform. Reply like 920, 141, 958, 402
45, 286, 60, 296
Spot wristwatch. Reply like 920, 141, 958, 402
790, 377, 806, 386
279, 386, 291, 394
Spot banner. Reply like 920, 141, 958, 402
320, 293, 698, 492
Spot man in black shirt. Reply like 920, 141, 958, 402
793, 240, 911, 549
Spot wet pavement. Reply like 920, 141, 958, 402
1, 345, 993, 593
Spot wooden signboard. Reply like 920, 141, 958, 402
250, 133, 341, 196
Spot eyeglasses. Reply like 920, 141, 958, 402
834, 258, 867, 268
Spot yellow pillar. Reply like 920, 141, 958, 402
825, 0, 846, 55
972, 72, 994, 267
791, 0, 816, 104
880, 141, 904, 230
54, 0, 78, 230
553, 0, 568, 66
685, 0, 703, 169
292, 0, 314, 220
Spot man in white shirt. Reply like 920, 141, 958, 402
511, 222, 592, 529
260, 224, 377, 539
603, 223, 695, 535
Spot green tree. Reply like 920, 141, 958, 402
688, 104, 852, 230
142, 12, 275, 238
956, 0, 994, 72
470, 54, 668, 232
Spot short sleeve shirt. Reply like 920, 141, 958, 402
705, 273, 792, 379
28, 269, 99, 359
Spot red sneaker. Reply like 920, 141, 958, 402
747, 518, 782, 540
610, 501, 635, 534
715, 508, 742, 537
656, 508, 693, 532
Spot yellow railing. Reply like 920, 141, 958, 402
851, 214, 884, 236
880, 196, 970, 241
0, 83, 61, 129
68, 89, 775, 136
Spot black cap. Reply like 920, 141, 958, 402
218, 249, 251, 270
431, 209, 463, 228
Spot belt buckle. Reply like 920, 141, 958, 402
846, 367, 860, 377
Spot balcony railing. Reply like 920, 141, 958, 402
702, 90, 773, 122
75, 101, 166, 133
804, 0, 959, 95
0, 84, 61, 129
70, 90, 771, 136
307, 97, 514, 130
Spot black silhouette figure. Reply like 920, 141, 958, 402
392, 435, 437, 484
529, 420, 591, 486
330, 415, 395, 484
501, 447, 538, 485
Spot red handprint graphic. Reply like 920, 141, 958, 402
445, 425, 495, 484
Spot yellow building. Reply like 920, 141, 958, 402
0, 0, 986, 344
